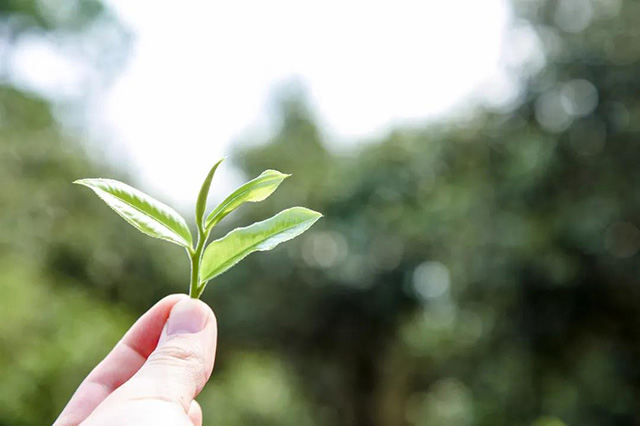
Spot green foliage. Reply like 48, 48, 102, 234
196, 158, 225, 231
74, 179, 194, 248
197, 352, 316, 426
4, 0, 640, 425
76, 166, 321, 298
205, 169, 290, 229
201, 207, 322, 283
0, 257, 131, 426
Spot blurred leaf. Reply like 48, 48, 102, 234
74, 178, 193, 249
201, 207, 322, 282
205, 169, 290, 229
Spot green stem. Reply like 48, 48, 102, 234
193, 279, 207, 299
189, 224, 209, 299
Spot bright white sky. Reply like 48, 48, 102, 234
13, 0, 512, 208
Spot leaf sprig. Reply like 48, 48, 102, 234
75, 159, 322, 299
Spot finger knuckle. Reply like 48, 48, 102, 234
148, 342, 208, 390
152, 342, 202, 366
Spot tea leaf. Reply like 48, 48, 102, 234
74, 178, 193, 249
195, 158, 224, 230
200, 207, 322, 282
205, 169, 290, 229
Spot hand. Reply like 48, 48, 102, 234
54, 295, 217, 426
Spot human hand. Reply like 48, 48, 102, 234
54, 295, 217, 426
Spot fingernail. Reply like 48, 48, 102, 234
166, 299, 209, 336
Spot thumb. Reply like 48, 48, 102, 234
115, 298, 217, 411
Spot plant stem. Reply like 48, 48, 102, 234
189, 224, 209, 299
188, 253, 199, 298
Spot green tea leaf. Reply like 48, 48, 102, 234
200, 207, 322, 282
195, 158, 224, 230
74, 178, 193, 249
205, 169, 290, 229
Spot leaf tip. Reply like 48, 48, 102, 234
264, 169, 291, 179
289, 206, 323, 221
73, 178, 90, 186
206, 158, 225, 175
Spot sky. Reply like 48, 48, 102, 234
11, 0, 511, 208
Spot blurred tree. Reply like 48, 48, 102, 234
205, 1, 640, 425
3, 0, 640, 425
0, 2, 186, 424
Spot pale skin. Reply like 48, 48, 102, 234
54, 295, 218, 426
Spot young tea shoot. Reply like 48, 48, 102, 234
74, 159, 322, 299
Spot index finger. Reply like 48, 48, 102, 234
53, 294, 187, 426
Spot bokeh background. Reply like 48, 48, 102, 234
2, 0, 640, 425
